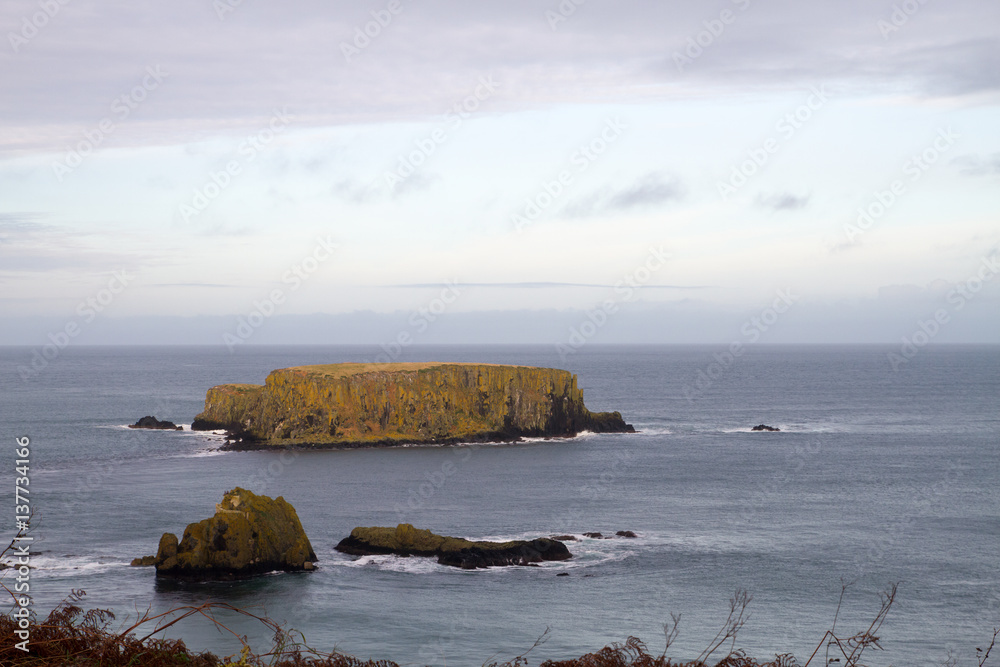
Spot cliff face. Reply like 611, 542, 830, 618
150, 487, 317, 579
191, 362, 633, 447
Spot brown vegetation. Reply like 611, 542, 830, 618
3, 533, 997, 667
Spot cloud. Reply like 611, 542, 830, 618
561, 173, 683, 217
951, 153, 1000, 176
756, 192, 811, 211
606, 174, 684, 210
4, 0, 998, 156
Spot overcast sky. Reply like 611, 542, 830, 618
2, 0, 998, 346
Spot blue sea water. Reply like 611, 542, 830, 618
2, 344, 998, 666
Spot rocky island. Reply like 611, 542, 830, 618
129, 415, 182, 430
191, 362, 634, 449
336, 524, 571, 569
751, 424, 781, 432
133, 488, 317, 579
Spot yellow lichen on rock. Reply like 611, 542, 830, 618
192, 362, 633, 448
150, 487, 317, 579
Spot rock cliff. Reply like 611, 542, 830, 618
335, 523, 571, 569
142, 488, 317, 579
191, 362, 633, 448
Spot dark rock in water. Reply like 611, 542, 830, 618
556, 572, 570, 577
335, 523, 571, 570
751, 424, 780, 432
583, 532, 606, 539
149, 487, 317, 579
551, 534, 578, 542
615, 530, 637, 538
130, 416, 182, 430
130, 555, 157, 567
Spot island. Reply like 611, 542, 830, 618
191, 362, 634, 449
335, 523, 571, 569
133, 487, 317, 579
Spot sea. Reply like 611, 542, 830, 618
2, 345, 998, 666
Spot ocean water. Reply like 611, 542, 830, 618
2, 344, 998, 666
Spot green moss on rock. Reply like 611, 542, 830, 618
149, 488, 317, 579
191, 362, 634, 448
335, 523, 572, 569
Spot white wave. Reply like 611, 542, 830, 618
633, 426, 672, 435
27, 554, 129, 577
179, 448, 231, 458
329, 554, 442, 574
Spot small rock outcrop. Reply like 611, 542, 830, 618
751, 424, 780, 432
335, 524, 571, 569
615, 530, 637, 538
191, 362, 634, 449
129, 416, 182, 430
140, 488, 317, 579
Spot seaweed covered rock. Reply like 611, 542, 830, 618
191, 362, 634, 448
335, 523, 571, 569
149, 488, 317, 579
129, 416, 182, 430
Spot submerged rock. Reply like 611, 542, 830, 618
335, 523, 571, 569
129, 416, 182, 430
191, 362, 634, 449
147, 488, 317, 579
751, 424, 780, 432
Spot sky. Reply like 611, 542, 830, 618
1, 0, 999, 347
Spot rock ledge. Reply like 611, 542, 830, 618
335, 523, 571, 569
